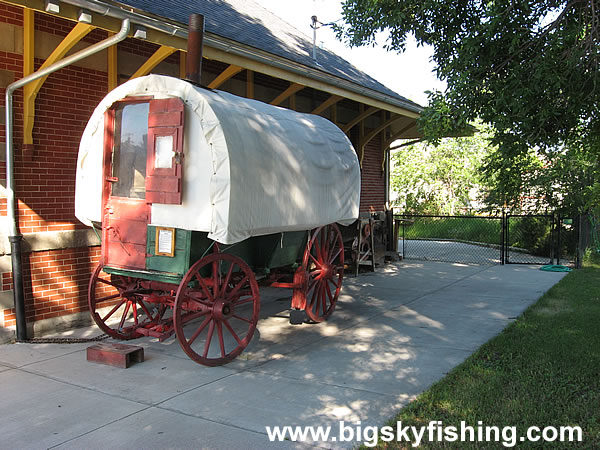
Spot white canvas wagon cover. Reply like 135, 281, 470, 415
75, 75, 360, 244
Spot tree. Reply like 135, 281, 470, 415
337, 0, 600, 209
391, 123, 494, 214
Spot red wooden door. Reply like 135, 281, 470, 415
102, 97, 185, 270
102, 101, 151, 269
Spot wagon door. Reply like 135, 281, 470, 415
102, 98, 184, 269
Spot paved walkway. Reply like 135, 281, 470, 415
0, 261, 567, 449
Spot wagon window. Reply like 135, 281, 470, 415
111, 102, 149, 199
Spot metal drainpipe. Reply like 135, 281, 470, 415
4, 18, 130, 340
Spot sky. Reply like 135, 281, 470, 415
252, 0, 445, 106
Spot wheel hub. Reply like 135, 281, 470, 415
321, 263, 335, 279
213, 299, 234, 320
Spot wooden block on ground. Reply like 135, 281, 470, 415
87, 342, 144, 368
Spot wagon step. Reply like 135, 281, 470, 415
87, 342, 144, 368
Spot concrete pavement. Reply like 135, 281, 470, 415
0, 261, 567, 449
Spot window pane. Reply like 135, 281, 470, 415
112, 102, 149, 199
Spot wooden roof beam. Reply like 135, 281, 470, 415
129, 45, 177, 80
207, 64, 243, 89
341, 106, 379, 133
22, 19, 95, 151
359, 115, 407, 166
270, 83, 304, 106
311, 94, 342, 115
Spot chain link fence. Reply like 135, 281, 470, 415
397, 215, 503, 265
505, 215, 554, 264
396, 213, 596, 267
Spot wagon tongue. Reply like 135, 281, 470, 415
185, 13, 205, 85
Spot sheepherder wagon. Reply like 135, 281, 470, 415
75, 74, 360, 366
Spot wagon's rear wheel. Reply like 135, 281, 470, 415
303, 224, 344, 322
88, 263, 162, 340
174, 253, 260, 366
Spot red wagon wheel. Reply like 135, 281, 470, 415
88, 263, 163, 340
173, 253, 260, 366
303, 224, 344, 322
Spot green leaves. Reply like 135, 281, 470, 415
391, 121, 494, 214
339, 0, 599, 150
340, 0, 599, 214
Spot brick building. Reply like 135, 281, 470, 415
0, 0, 423, 339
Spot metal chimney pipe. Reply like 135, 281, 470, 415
186, 13, 204, 84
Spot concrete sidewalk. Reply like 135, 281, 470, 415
0, 261, 567, 449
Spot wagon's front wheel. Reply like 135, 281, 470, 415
303, 224, 344, 322
88, 263, 162, 340
174, 253, 260, 366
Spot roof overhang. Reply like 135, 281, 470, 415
5, 0, 422, 119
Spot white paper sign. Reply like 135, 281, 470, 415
158, 228, 174, 254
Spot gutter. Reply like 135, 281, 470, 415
59, 0, 424, 116
4, 18, 131, 340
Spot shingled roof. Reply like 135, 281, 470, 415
114, 0, 421, 109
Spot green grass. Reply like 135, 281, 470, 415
400, 217, 503, 246
374, 255, 600, 448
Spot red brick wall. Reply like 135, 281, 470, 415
360, 134, 386, 213
0, 2, 22, 25
3, 247, 101, 326
0, 7, 108, 325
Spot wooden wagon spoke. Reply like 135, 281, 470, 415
118, 301, 131, 331
101, 297, 127, 322
182, 310, 209, 324
307, 277, 319, 294
226, 274, 249, 301
223, 319, 242, 345
96, 276, 126, 290
231, 313, 252, 324
220, 263, 235, 298
324, 281, 334, 305
195, 273, 215, 303
322, 284, 329, 316
203, 320, 216, 358
212, 260, 220, 298
308, 280, 319, 308
136, 301, 153, 320
132, 303, 139, 325
96, 292, 122, 303
187, 315, 211, 346
330, 247, 343, 264
309, 252, 321, 268
313, 234, 323, 262
233, 296, 255, 306
216, 321, 226, 358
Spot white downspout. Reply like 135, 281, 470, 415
4, 18, 130, 340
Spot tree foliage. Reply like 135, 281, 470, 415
337, 0, 600, 210
391, 123, 494, 214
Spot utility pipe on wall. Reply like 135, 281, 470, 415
4, 18, 131, 340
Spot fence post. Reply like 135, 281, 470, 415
575, 214, 584, 269
556, 215, 562, 265
501, 210, 506, 265
550, 214, 555, 265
